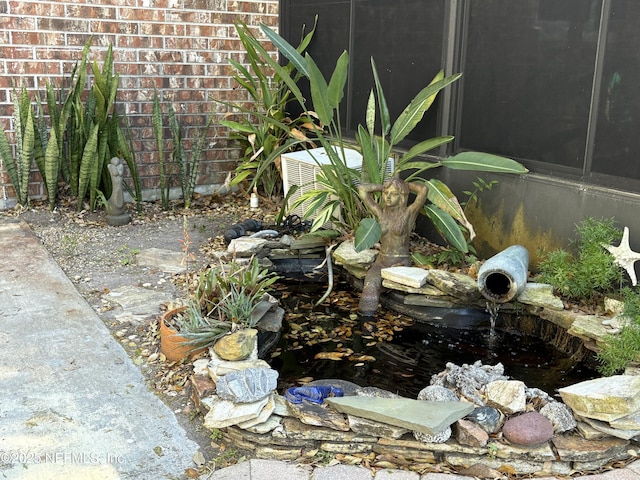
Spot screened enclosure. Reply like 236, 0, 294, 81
280, 0, 640, 194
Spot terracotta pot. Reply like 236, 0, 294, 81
159, 306, 203, 362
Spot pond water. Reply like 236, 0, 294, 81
268, 279, 600, 399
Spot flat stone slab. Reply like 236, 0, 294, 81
325, 397, 474, 435
136, 247, 186, 274
567, 314, 614, 347
559, 375, 640, 422
381, 267, 429, 289
517, 283, 564, 310
104, 285, 173, 324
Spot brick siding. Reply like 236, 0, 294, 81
0, 0, 279, 204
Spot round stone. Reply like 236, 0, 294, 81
414, 426, 452, 444
502, 411, 554, 446
466, 406, 503, 434
417, 385, 459, 402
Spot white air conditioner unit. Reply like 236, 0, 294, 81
281, 147, 394, 220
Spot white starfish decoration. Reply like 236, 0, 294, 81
603, 226, 640, 286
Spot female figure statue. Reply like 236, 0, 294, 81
357, 177, 428, 315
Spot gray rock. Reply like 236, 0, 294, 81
326, 396, 473, 435
203, 394, 272, 429
502, 411, 554, 446
465, 406, 503, 434
417, 385, 459, 402
355, 386, 401, 398
414, 426, 451, 444
227, 237, 268, 255
425, 269, 481, 302
333, 240, 377, 268
430, 361, 508, 405
540, 401, 577, 433
215, 367, 278, 403
347, 414, 409, 439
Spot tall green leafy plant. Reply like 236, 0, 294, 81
258, 23, 528, 251
1, 39, 141, 211
152, 90, 170, 210
214, 21, 317, 200
168, 105, 214, 209
0, 88, 35, 206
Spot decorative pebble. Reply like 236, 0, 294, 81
502, 411, 554, 446
465, 406, 502, 434
539, 401, 577, 433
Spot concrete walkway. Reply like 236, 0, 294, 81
0, 220, 199, 479
3, 218, 640, 480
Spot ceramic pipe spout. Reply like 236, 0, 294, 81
477, 245, 529, 303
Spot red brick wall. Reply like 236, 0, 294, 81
0, 0, 279, 204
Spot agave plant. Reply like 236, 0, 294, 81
258, 23, 528, 253
177, 257, 281, 351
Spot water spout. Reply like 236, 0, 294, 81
477, 245, 529, 303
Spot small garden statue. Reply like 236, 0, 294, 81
357, 177, 428, 316
106, 157, 131, 226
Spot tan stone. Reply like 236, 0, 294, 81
552, 434, 629, 461
212, 329, 258, 361
559, 375, 640, 422
382, 279, 448, 296
283, 417, 376, 442
485, 380, 526, 414
567, 315, 613, 347
425, 269, 481, 302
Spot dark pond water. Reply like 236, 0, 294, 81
268, 279, 600, 399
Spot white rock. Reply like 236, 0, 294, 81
227, 237, 267, 255
485, 380, 526, 414
203, 394, 271, 429
381, 266, 429, 288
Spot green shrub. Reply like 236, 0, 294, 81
597, 288, 640, 375
537, 217, 623, 300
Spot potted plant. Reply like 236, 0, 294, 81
160, 257, 280, 362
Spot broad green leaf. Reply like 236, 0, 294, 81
260, 24, 309, 78
310, 202, 338, 232
426, 179, 476, 240
220, 119, 257, 133
44, 126, 59, 210
365, 89, 375, 136
371, 58, 390, 136
77, 123, 99, 211
398, 136, 454, 165
442, 151, 529, 173
306, 53, 332, 126
327, 50, 349, 109
20, 105, 35, 205
423, 204, 468, 253
390, 72, 461, 145
357, 125, 380, 185
354, 217, 382, 252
